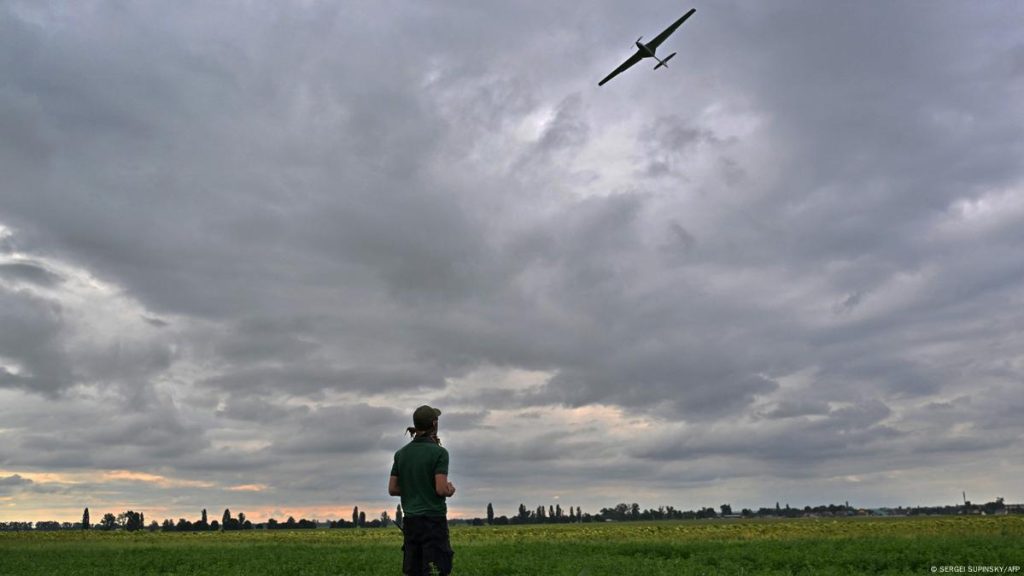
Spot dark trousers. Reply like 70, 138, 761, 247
402, 516, 453, 576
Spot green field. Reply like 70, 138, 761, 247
3, 516, 1023, 575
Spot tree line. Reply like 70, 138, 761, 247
2, 498, 1015, 531
0, 506, 400, 532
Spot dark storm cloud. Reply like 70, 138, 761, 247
435, 410, 489, 432
631, 399, 903, 465
0, 262, 63, 287
639, 114, 724, 178
4, 384, 209, 470
0, 474, 32, 489
215, 394, 309, 423
141, 316, 169, 328
200, 364, 447, 397
0, 286, 73, 395
759, 399, 830, 420
536, 94, 590, 154
1, 0, 1023, 518
268, 404, 403, 455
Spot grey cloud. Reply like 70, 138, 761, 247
914, 433, 1018, 455
0, 474, 32, 487
14, 409, 208, 467
435, 410, 489, 432
1, 0, 1022, 518
172, 448, 278, 474
215, 394, 309, 423
639, 115, 723, 177
0, 262, 63, 287
831, 291, 864, 315
657, 220, 698, 266
537, 93, 589, 153
141, 316, 169, 328
0, 474, 33, 496
760, 400, 831, 420
0, 286, 73, 395
269, 404, 404, 456
632, 401, 904, 467
201, 365, 447, 397
667, 221, 696, 251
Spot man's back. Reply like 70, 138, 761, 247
392, 436, 449, 517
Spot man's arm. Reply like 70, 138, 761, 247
388, 475, 401, 496
434, 474, 455, 497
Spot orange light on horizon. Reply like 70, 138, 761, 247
227, 484, 267, 492
102, 470, 216, 489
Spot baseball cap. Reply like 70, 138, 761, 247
413, 405, 442, 430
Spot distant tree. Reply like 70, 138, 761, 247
569, 507, 575, 522
286, 516, 297, 528
358, 511, 366, 527
352, 506, 359, 526
222, 509, 232, 531
82, 508, 90, 530
121, 512, 142, 531
518, 504, 528, 522
209, 520, 219, 531
720, 504, 732, 516
630, 503, 640, 520
380, 511, 390, 527
202, 509, 208, 525
100, 513, 117, 531
238, 512, 246, 526
486, 503, 494, 524
549, 505, 555, 520
296, 518, 316, 529
161, 519, 175, 531
696, 507, 717, 519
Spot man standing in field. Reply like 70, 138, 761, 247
389, 405, 456, 576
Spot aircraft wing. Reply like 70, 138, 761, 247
647, 8, 696, 50
598, 50, 643, 86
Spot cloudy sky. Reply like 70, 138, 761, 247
2, 0, 1023, 523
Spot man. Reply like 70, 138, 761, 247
389, 405, 456, 576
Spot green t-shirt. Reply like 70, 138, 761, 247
391, 436, 449, 517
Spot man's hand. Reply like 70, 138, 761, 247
446, 481, 456, 497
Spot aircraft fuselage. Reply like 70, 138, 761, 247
636, 40, 657, 58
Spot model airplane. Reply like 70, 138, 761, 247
598, 8, 696, 87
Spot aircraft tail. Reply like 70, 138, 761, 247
654, 52, 676, 70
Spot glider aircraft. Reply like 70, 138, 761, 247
598, 8, 696, 87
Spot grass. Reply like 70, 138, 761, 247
2, 516, 1023, 575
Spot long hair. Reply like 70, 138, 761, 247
406, 425, 441, 446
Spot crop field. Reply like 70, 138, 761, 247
2, 516, 1023, 575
